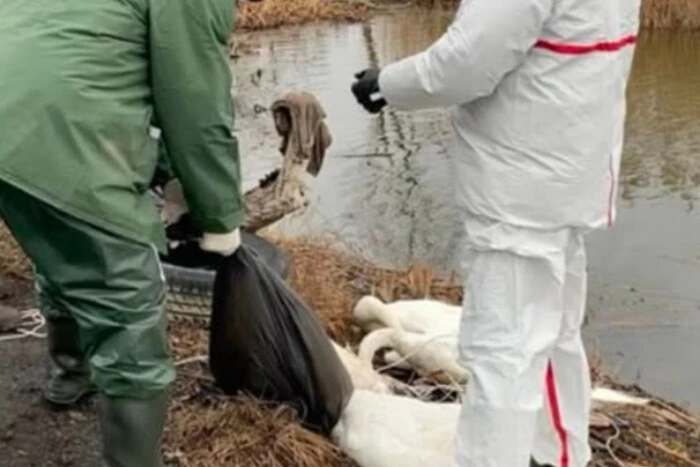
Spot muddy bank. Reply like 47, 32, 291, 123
2, 237, 699, 466
0, 337, 101, 467
0, 278, 101, 467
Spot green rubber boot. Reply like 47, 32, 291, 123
44, 316, 96, 406
99, 392, 169, 467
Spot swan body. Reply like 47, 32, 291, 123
353, 295, 461, 336
331, 340, 398, 394
332, 389, 460, 467
383, 350, 412, 371
358, 328, 468, 385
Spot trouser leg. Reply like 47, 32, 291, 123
36, 273, 96, 406
455, 248, 565, 467
99, 392, 170, 467
0, 182, 175, 467
532, 233, 592, 467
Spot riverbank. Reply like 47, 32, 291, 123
236, 0, 700, 30
2, 224, 696, 466
161, 236, 700, 466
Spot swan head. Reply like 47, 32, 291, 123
358, 328, 399, 364
353, 295, 385, 320
353, 295, 404, 332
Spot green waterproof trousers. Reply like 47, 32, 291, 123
0, 181, 175, 399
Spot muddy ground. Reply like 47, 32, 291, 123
0, 278, 101, 467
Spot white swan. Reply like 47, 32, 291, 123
353, 295, 461, 336
332, 389, 461, 467
332, 388, 646, 467
358, 328, 468, 385
382, 349, 413, 371
331, 340, 399, 394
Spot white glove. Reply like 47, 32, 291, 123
199, 228, 242, 256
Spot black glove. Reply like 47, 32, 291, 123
351, 69, 387, 114
166, 212, 202, 242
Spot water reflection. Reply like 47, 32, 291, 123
621, 32, 700, 207
234, 13, 700, 268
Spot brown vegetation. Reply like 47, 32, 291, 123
237, 0, 370, 31
641, 0, 700, 29
0, 222, 31, 280
163, 379, 356, 467
234, 0, 700, 31
163, 237, 700, 467
272, 236, 462, 344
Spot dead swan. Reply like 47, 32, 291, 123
331, 340, 399, 394
332, 389, 460, 467
353, 295, 462, 336
358, 328, 468, 385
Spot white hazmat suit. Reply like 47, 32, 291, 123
376, 0, 641, 465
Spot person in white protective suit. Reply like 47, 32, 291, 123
350, 0, 641, 466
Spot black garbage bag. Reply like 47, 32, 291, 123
162, 212, 290, 279
210, 245, 354, 436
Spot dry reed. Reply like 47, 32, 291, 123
0, 222, 31, 280
163, 384, 357, 467
273, 236, 463, 344
235, 0, 700, 31
237, 0, 370, 31
641, 0, 700, 29
589, 374, 700, 466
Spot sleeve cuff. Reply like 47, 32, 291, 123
200, 228, 241, 256
378, 55, 431, 111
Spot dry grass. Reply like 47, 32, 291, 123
231, 0, 700, 31
0, 222, 31, 280
273, 236, 462, 344
235, 0, 700, 31
641, 0, 700, 29
163, 382, 356, 467
165, 319, 359, 467
588, 374, 700, 466
237, 0, 370, 31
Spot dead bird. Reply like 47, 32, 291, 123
353, 295, 461, 336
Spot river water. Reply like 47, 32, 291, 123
231, 11, 700, 410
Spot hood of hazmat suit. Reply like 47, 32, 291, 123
378, 0, 641, 231
0, 0, 243, 253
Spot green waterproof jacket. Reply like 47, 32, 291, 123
0, 0, 243, 252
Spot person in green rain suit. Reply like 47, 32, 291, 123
0, 1, 244, 465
